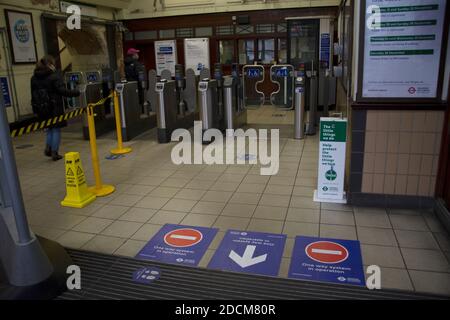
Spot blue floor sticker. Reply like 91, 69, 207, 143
208, 230, 286, 276
132, 266, 161, 284
105, 154, 125, 160
288, 236, 365, 286
136, 224, 218, 266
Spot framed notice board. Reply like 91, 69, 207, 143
357, 0, 449, 102
5, 9, 38, 64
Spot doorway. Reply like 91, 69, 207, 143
437, 102, 450, 208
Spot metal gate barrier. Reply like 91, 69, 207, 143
269, 64, 295, 109
242, 64, 265, 108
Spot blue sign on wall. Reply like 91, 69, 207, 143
208, 230, 286, 277
320, 33, 331, 68
288, 236, 365, 286
136, 224, 218, 266
1, 77, 12, 107
132, 266, 161, 285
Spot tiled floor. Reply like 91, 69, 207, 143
11, 105, 450, 296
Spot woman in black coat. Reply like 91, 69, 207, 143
31, 55, 80, 161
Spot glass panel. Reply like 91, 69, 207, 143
238, 39, 254, 64
278, 38, 287, 64
216, 25, 234, 35
176, 28, 194, 38
219, 40, 235, 64
134, 30, 157, 40
258, 39, 275, 64
270, 65, 294, 108
243, 65, 265, 107
124, 32, 133, 41
288, 20, 319, 69
236, 25, 254, 34
277, 23, 287, 33
159, 29, 175, 39
196, 27, 213, 37
256, 24, 275, 34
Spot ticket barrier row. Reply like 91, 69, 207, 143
65, 64, 248, 145
64, 69, 156, 142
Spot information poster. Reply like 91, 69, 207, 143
155, 40, 177, 76
5, 10, 37, 64
362, 0, 446, 98
314, 118, 347, 203
184, 38, 210, 76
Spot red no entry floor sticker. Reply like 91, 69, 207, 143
164, 228, 203, 247
305, 241, 349, 264
289, 236, 364, 286
136, 224, 218, 266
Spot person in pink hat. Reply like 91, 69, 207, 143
124, 47, 146, 105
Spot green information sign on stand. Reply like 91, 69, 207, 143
314, 117, 348, 204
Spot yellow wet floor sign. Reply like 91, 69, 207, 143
61, 152, 96, 208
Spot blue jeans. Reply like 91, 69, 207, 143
46, 128, 61, 152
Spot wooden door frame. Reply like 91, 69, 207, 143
436, 76, 450, 205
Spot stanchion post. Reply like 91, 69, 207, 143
111, 88, 132, 155
86, 105, 115, 197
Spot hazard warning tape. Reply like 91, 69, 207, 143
10, 93, 113, 138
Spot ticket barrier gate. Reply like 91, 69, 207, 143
242, 64, 265, 108
231, 63, 244, 111
65, 71, 115, 140
198, 78, 226, 143
155, 79, 197, 144
214, 63, 225, 122
270, 65, 295, 109
146, 70, 158, 113
64, 71, 85, 111
294, 74, 306, 140
305, 64, 318, 135
84, 71, 116, 139
223, 75, 247, 134
101, 68, 115, 115
116, 80, 157, 142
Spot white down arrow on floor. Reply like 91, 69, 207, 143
229, 245, 268, 268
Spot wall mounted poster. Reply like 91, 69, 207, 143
5, 10, 37, 64
155, 40, 177, 76
362, 0, 446, 99
184, 38, 210, 76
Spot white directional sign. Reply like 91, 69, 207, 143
208, 230, 286, 276
229, 245, 268, 268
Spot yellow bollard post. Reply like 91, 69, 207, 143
110, 90, 132, 155
61, 152, 96, 208
86, 105, 115, 197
